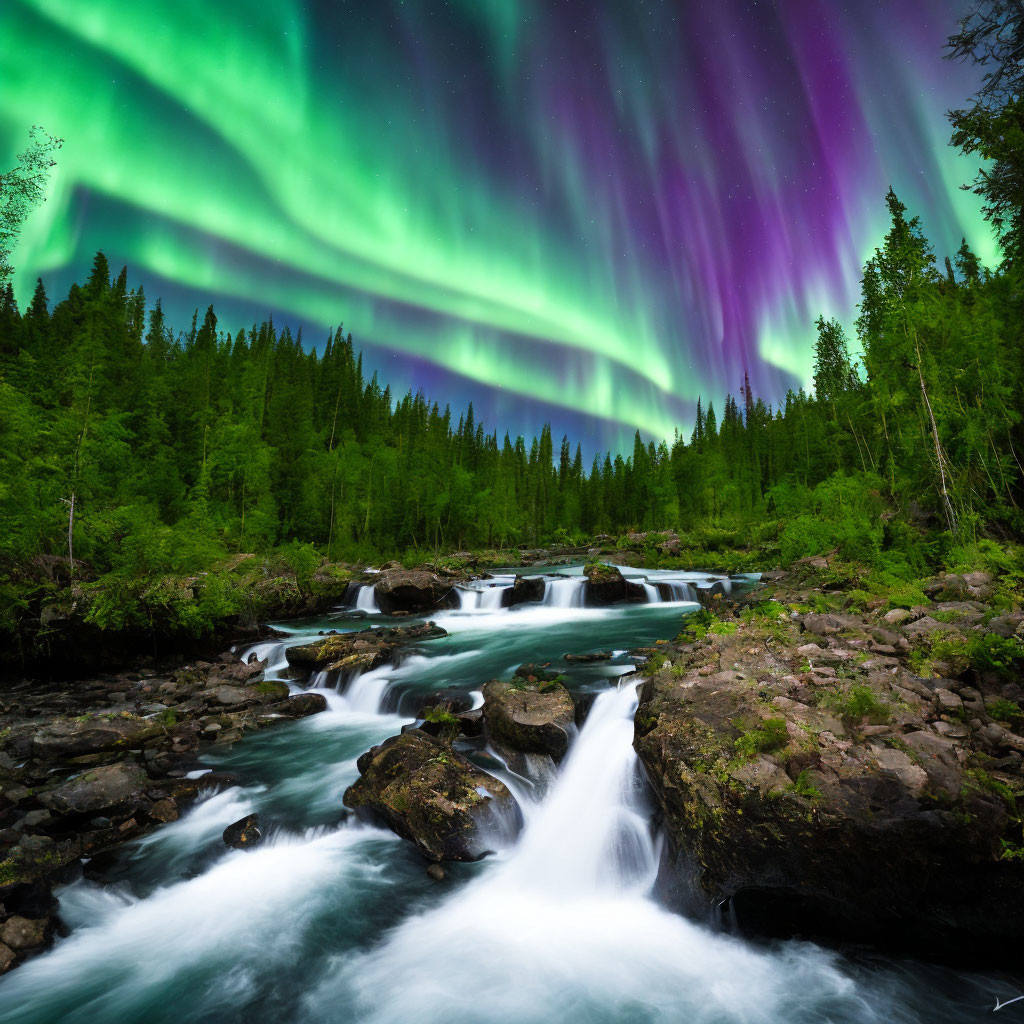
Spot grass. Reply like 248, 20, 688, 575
734, 717, 789, 758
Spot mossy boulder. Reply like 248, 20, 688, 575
285, 622, 447, 675
482, 679, 575, 759
31, 715, 164, 761
583, 563, 643, 605
343, 729, 517, 861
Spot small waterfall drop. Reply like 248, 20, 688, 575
355, 585, 379, 613
542, 575, 585, 608
641, 582, 660, 603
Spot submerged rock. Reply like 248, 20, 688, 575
343, 729, 517, 861
482, 679, 576, 760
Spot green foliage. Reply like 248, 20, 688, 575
676, 607, 716, 643
791, 768, 822, 801
422, 705, 460, 727
821, 685, 891, 725
734, 717, 789, 758
641, 653, 668, 676
987, 698, 1024, 726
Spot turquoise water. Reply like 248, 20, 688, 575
0, 571, 1016, 1023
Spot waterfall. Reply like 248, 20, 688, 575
456, 583, 511, 612
499, 679, 656, 893
355, 585, 379, 612
641, 582, 660, 603
542, 576, 585, 608
342, 666, 392, 713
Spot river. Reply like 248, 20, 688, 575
0, 566, 1016, 1022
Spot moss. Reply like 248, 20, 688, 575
987, 698, 1024, 726
820, 684, 890, 725
641, 653, 668, 676
733, 717, 788, 758
791, 768, 822, 800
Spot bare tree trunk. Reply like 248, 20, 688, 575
915, 336, 957, 533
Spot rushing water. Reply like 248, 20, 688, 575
0, 566, 1018, 1022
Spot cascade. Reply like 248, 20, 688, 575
355, 585, 379, 612
542, 575, 585, 608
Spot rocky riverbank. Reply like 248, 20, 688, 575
634, 559, 1024, 964
0, 621, 447, 975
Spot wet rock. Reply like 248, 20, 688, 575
509, 575, 545, 606
373, 569, 454, 614
0, 943, 14, 974
285, 623, 447, 675
426, 863, 446, 881
223, 814, 262, 849
583, 563, 631, 605
564, 651, 613, 663
344, 729, 517, 862
482, 679, 576, 760
148, 798, 178, 823
38, 762, 149, 817
264, 693, 328, 719
0, 916, 46, 951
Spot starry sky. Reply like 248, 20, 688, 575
0, 0, 994, 453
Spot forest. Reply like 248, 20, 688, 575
0, 1, 1022, 655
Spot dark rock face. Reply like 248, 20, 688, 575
509, 576, 544, 606
582, 563, 642, 606
373, 569, 454, 614
634, 574, 1024, 964
223, 814, 262, 850
286, 622, 447, 677
482, 680, 576, 760
343, 730, 517, 861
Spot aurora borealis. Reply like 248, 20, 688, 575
0, 0, 993, 452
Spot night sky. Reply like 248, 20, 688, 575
0, 0, 993, 453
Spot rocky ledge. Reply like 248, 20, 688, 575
285, 621, 447, 675
634, 565, 1024, 963
0, 646, 328, 974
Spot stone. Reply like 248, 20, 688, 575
0, 915, 46, 951
883, 608, 915, 625
373, 569, 454, 614
0, 943, 14, 974
582, 563, 636, 605
148, 798, 178, 823
223, 814, 262, 850
482, 680, 576, 760
264, 693, 328, 719
426, 863, 446, 881
344, 729, 518, 861
509, 575, 545, 606
902, 616, 953, 638
32, 716, 163, 761
935, 689, 963, 714
39, 762, 149, 817
801, 612, 858, 635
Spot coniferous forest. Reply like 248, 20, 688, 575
0, 2, 1022, 659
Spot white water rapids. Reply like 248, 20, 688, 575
0, 573, 1006, 1022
